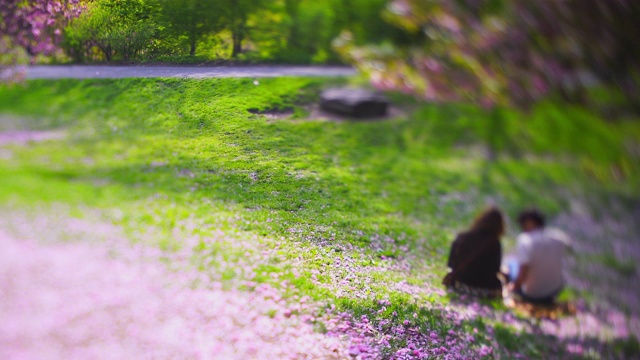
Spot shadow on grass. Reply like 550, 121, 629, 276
334, 290, 640, 359
447, 292, 640, 359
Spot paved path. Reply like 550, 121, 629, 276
25, 65, 355, 79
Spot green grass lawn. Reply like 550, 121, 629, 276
1, 78, 639, 358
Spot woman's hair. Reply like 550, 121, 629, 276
517, 208, 546, 228
469, 207, 505, 237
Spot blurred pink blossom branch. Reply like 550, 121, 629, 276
1, 0, 83, 81
335, 0, 640, 110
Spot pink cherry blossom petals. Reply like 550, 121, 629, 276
0, 230, 352, 359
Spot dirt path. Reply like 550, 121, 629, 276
23, 65, 355, 80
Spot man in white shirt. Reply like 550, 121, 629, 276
508, 209, 571, 304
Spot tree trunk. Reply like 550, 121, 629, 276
231, 28, 243, 58
100, 44, 112, 62
231, 17, 246, 58
186, 23, 197, 56
285, 0, 301, 51
190, 37, 196, 56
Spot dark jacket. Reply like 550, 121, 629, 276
446, 230, 502, 290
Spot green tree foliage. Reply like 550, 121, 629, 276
220, 0, 269, 58
260, 0, 402, 64
331, 0, 404, 45
278, 0, 336, 63
64, 0, 157, 62
154, 0, 225, 56
59, 0, 412, 64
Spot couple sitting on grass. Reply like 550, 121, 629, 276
443, 207, 571, 305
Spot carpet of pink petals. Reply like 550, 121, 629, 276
0, 230, 351, 359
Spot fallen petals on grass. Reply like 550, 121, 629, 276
0, 230, 352, 359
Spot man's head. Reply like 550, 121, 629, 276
518, 209, 545, 232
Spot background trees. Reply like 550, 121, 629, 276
155, 0, 225, 57
222, 0, 268, 58
42, 0, 407, 63
56, 0, 399, 63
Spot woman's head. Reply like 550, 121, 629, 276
470, 207, 505, 237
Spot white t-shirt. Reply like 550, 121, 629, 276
515, 228, 571, 298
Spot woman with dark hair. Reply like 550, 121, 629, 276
443, 207, 505, 298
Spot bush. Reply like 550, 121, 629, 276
63, 0, 157, 62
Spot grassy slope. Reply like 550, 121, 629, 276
1, 78, 639, 358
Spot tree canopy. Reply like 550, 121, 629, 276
155, 0, 225, 57
56, 0, 401, 63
